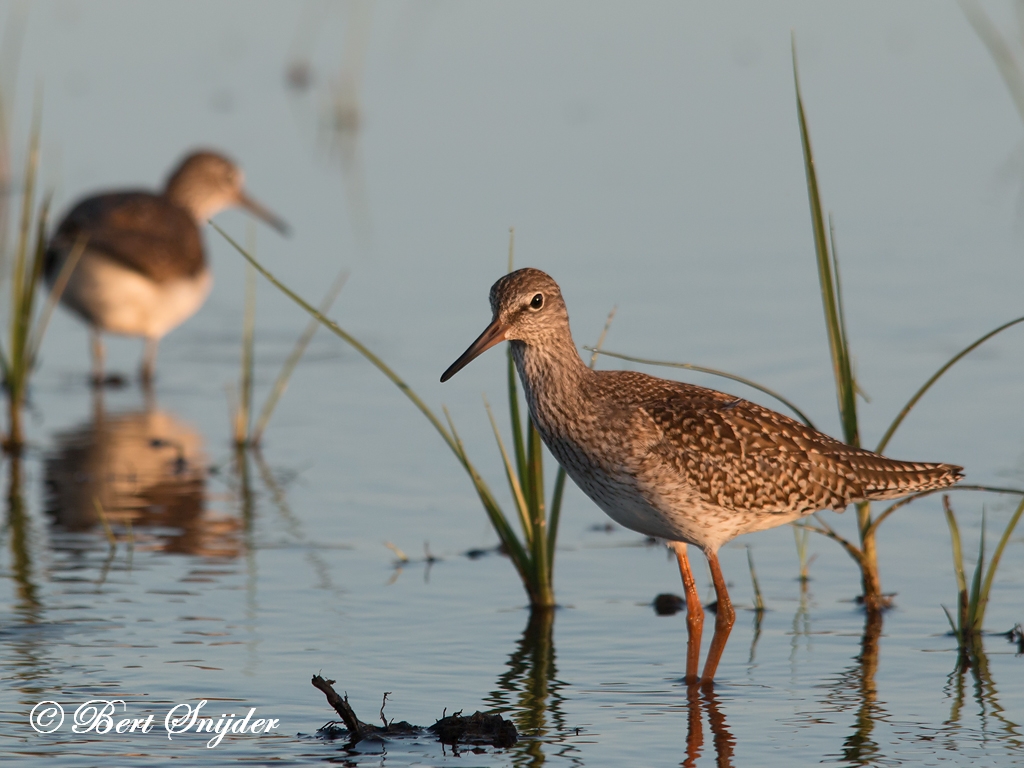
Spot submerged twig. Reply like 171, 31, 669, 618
310, 674, 515, 748
311, 675, 365, 742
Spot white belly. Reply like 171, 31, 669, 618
558, 440, 806, 553
56, 249, 212, 339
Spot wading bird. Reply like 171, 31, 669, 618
45, 150, 288, 386
441, 268, 962, 686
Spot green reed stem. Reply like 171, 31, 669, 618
937, 495, 1019, 651
747, 547, 765, 612
941, 494, 1024, 653
234, 253, 257, 447
1, 111, 53, 450
794, 41, 859, 449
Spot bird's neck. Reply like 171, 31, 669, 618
163, 183, 227, 224
511, 333, 590, 436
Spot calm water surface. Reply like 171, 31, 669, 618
1, 2, 1023, 765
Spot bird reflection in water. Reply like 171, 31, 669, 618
682, 685, 735, 768
44, 402, 239, 558
486, 608, 735, 767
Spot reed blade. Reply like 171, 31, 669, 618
943, 497, 968, 602
507, 346, 528, 488
941, 604, 960, 637
444, 407, 530, 573
747, 547, 765, 611
876, 314, 1024, 453
28, 233, 85, 366
793, 37, 858, 447
235, 254, 257, 446
526, 417, 549, 591
547, 467, 567, 564
966, 510, 986, 634
978, 496, 1024, 629
505, 228, 529, 483
213, 222, 460, 454
484, 397, 532, 540
252, 268, 349, 444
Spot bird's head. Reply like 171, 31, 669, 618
441, 268, 570, 382
165, 150, 289, 234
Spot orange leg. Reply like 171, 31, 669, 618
700, 550, 735, 686
670, 541, 704, 686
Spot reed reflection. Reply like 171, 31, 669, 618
486, 607, 577, 767
820, 611, 885, 766
6, 454, 40, 620
944, 642, 1023, 751
44, 402, 239, 558
4, 453, 56, 694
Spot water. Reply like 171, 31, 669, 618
1, 1, 1023, 765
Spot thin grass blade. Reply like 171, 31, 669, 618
526, 418, 549, 592
9, 112, 39, 379
28, 233, 86, 366
977, 495, 1024, 628
507, 346, 528, 489
212, 222, 460, 454
967, 510, 986, 633
252, 268, 349, 444
589, 306, 617, 368
505, 228, 529, 482
526, 419, 545, 519
943, 496, 968, 601
443, 407, 530, 572
484, 397, 532, 540
792, 38, 858, 446
960, 0, 1024, 126
546, 468, 567, 564
235, 256, 257, 446
747, 546, 765, 611
876, 314, 1024, 453
941, 604, 960, 637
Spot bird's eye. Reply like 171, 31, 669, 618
530, 293, 544, 310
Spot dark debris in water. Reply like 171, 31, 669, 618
463, 544, 505, 560
429, 710, 518, 749
311, 674, 516, 749
653, 593, 685, 616
1006, 623, 1023, 654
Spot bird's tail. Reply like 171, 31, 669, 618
860, 460, 963, 501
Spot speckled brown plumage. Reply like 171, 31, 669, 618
46, 192, 205, 284
441, 267, 963, 684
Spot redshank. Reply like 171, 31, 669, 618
441, 268, 963, 686
45, 150, 288, 385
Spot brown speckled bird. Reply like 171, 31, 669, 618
441, 268, 963, 686
46, 151, 288, 386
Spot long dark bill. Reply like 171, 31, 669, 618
239, 191, 291, 235
440, 318, 509, 382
